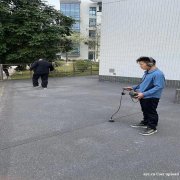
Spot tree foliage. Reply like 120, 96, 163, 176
0, 0, 75, 64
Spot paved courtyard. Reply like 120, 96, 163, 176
0, 76, 180, 180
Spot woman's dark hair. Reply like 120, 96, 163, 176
136, 56, 156, 64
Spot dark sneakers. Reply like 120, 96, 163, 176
139, 127, 157, 136
130, 122, 147, 128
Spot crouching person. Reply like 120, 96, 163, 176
30, 58, 54, 89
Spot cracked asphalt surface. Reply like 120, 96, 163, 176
0, 76, 180, 180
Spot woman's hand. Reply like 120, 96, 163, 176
134, 92, 144, 100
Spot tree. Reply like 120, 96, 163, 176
0, 0, 75, 64
60, 32, 88, 62
60, 37, 73, 62
0, 1, 9, 63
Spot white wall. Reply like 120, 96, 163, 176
79, 0, 92, 60
100, 0, 180, 80
80, 0, 100, 60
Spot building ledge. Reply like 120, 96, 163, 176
90, 0, 102, 2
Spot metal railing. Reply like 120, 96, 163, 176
0, 61, 99, 80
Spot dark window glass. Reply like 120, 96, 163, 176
89, 30, 96, 38
89, 18, 96, 27
88, 52, 94, 60
98, 2, 102, 12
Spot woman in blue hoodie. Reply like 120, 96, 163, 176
124, 57, 165, 136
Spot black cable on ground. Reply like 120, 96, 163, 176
109, 89, 139, 122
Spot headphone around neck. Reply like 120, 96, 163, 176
147, 57, 155, 67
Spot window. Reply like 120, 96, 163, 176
60, 3, 80, 19
60, 3, 80, 31
60, 3, 80, 56
70, 43, 80, 56
89, 7, 96, 16
98, 2, 102, 12
89, 30, 96, 38
88, 41, 95, 50
72, 22, 80, 31
88, 52, 95, 60
89, 18, 96, 27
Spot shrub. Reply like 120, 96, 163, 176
54, 61, 64, 67
92, 62, 99, 69
75, 60, 90, 72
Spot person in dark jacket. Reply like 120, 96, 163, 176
30, 59, 54, 89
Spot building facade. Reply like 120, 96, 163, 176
99, 0, 180, 87
60, 0, 102, 61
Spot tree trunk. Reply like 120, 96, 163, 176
0, 64, 3, 81
66, 52, 68, 62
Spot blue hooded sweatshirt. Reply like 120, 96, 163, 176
132, 68, 165, 99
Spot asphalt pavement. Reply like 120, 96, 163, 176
0, 76, 180, 180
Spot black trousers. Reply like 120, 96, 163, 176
140, 98, 159, 129
32, 73, 49, 88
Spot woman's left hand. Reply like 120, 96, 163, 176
134, 92, 144, 100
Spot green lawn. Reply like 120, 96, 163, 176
11, 70, 32, 80
10, 61, 99, 80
